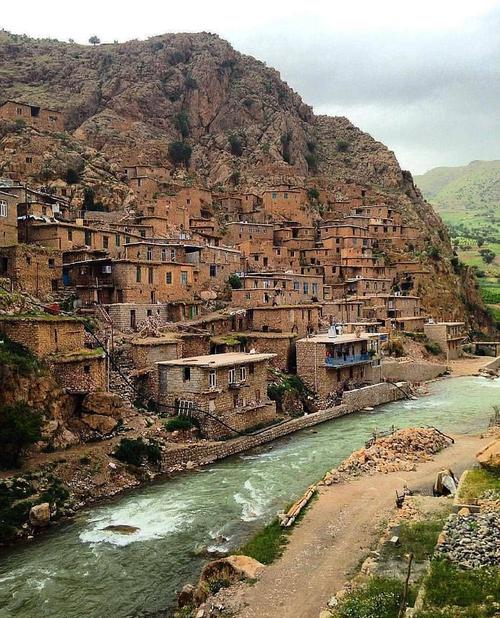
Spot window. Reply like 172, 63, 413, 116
147, 247, 153, 261
84, 365, 91, 374
51, 279, 59, 291
67, 229, 73, 241
228, 368, 236, 384
136, 266, 141, 283
240, 366, 247, 382
0, 201, 7, 217
84, 230, 92, 245
126, 236, 131, 244
140, 230, 146, 238
284, 192, 288, 198
312, 282, 318, 296
48, 258, 55, 269
166, 271, 172, 284
161, 248, 167, 262
103, 236, 109, 249
180, 271, 188, 285
183, 367, 191, 381
115, 234, 121, 246
209, 370, 217, 388
170, 249, 176, 261
148, 267, 153, 284
26, 256, 32, 266
271, 192, 277, 199
249, 364, 255, 375
16, 107, 23, 115
303, 283, 309, 294
293, 281, 300, 291
26, 156, 32, 164
209, 264, 217, 277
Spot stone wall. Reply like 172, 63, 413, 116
104, 303, 170, 331
0, 244, 63, 299
50, 354, 106, 393
382, 360, 447, 383
160, 381, 408, 470
341, 381, 409, 411
0, 317, 85, 358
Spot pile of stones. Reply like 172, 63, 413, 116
436, 510, 499, 568
323, 428, 452, 482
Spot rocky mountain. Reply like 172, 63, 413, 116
0, 30, 492, 330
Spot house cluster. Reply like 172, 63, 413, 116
0, 101, 466, 439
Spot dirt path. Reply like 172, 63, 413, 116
236, 434, 485, 618
448, 356, 494, 376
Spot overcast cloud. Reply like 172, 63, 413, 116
1, 0, 499, 173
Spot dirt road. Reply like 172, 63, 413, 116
236, 434, 485, 618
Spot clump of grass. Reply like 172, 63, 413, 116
459, 467, 500, 503
425, 341, 443, 356
384, 513, 450, 562
164, 416, 199, 432
331, 576, 416, 618
0, 335, 42, 375
237, 518, 288, 565
422, 559, 500, 610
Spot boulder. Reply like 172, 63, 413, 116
81, 392, 128, 419
476, 438, 500, 469
81, 413, 118, 434
178, 583, 195, 608
29, 502, 50, 528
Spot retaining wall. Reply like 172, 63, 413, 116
481, 356, 500, 372
382, 360, 447, 383
161, 382, 408, 471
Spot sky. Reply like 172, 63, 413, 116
1, 0, 500, 174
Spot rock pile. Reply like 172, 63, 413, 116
436, 511, 499, 568
323, 428, 452, 483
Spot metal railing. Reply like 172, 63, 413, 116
325, 353, 370, 367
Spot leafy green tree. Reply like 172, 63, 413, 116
174, 111, 190, 139
0, 403, 43, 469
228, 273, 242, 289
65, 168, 80, 185
168, 141, 192, 167
479, 248, 496, 264
88, 36, 100, 46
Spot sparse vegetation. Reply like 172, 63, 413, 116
164, 416, 199, 432
228, 273, 242, 289
174, 111, 190, 139
0, 402, 43, 469
336, 139, 349, 153
168, 141, 192, 167
113, 438, 162, 467
424, 341, 442, 356
280, 130, 293, 164
383, 339, 405, 358
237, 518, 287, 564
458, 467, 500, 503
228, 133, 243, 157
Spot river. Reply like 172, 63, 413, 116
0, 376, 498, 617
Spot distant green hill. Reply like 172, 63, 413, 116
414, 160, 500, 222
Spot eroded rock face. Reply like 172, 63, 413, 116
477, 438, 500, 469
81, 392, 129, 419
29, 502, 51, 528
81, 413, 118, 434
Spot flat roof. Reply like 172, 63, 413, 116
297, 332, 375, 344
157, 351, 276, 368
426, 322, 465, 326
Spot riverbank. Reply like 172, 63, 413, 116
215, 433, 487, 618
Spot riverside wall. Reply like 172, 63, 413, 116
161, 382, 408, 471
381, 360, 448, 383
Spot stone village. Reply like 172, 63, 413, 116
0, 99, 470, 445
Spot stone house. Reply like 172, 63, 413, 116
232, 272, 323, 307
246, 304, 322, 338
0, 190, 19, 246
0, 314, 106, 392
423, 322, 466, 360
0, 244, 63, 299
296, 331, 381, 397
223, 222, 274, 246
157, 352, 277, 438
0, 100, 64, 132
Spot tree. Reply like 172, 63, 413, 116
88, 36, 100, 46
65, 167, 81, 185
477, 238, 484, 247
0, 402, 43, 469
174, 111, 190, 139
228, 134, 243, 157
168, 141, 192, 167
228, 273, 242, 289
479, 248, 496, 264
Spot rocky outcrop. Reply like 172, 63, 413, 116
28, 502, 51, 528
476, 438, 500, 469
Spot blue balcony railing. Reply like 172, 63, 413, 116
325, 353, 371, 368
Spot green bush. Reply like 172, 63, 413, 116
423, 560, 500, 610
113, 438, 162, 467
0, 335, 42, 375
0, 402, 43, 469
164, 416, 198, 432
228, 273, 242, 289
228, 133, 243, 157
65, 167, 81, 184
173, 111, 190, 139
427, 245, 441, 259
336, 139, 349, 152
237, 518, 288, 565
304, 152, 318, 172
425, 341, 442, 356
332, 577, 414, 618
168, 141, 192, 167
307, 187, 319, 201
383, 339, 405, 358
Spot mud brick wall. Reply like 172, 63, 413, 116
0, 318, 85, 357
50, 355, 106, 392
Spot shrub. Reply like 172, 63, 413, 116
304, 152, 318, 172
336, 139, 349, 152
184, 75, 198, 90
332, 576, 414, 618
427, 245, 441, 259
0, 335, 42, 375
228, 133, 243, 157
383, 339, 405, 358
280, 130, 293, 164
65, 167, 81, 184
479, 248, 496, 264
113, 438, 162, 467
164, 416, 198, 432
173, 111, 190, 139
0, 402, 43, 469
168, 141, 192, 167
88, 36, 100, 46
307, 187, 319, 201
425, 341, 442, 356
228, 273, 242, 289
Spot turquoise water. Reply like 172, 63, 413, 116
0, 376, 498, 617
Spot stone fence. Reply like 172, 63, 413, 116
161, 382, 408, 472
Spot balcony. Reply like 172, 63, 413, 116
325, 353, 371, 368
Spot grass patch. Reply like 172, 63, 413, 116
458, 467, 500, 503
421, 559, 499, 612
331, 576, 417, 618
163, 416, 199, 432
0, 335, 42, 375
237, 518, 288, 565
385, 513, 450, 562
